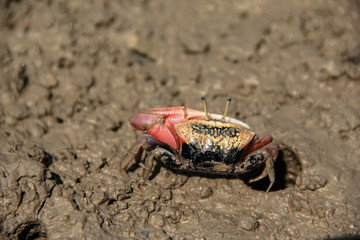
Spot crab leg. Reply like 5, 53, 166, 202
121, 138, 144, 171
246, 138, 278, 192
143, 150, 157, 179
248, 155, 275, 192
121, 134, 171, 171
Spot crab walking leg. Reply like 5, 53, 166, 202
265, 157, 275, 192
121, 138, 145, 171
247, 155, 275, 192
121, 134, 169, 171
264, 142, 278, 192
143, 150, 157, 179
143, 148, 180, 178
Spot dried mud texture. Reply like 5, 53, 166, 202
1, 0, 360, 239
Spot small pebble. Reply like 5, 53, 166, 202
238, 214, 259, 231
199, 185, 213, 199
179, 31, 209, 54
148, 213, 165, 229
38, 73, 59, 88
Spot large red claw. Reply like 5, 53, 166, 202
142, 107, 189, 123
135, 106, 225, 125
130, 113, 160, 131
146, 119, 180, 150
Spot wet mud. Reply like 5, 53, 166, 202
1, 0, 360, 239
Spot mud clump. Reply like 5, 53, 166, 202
1, 1, 360, 239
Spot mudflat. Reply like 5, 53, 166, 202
0, 1, 359, 239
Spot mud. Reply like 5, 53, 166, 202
1, 0, 360, 239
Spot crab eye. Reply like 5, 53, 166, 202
186, 163, 191, 169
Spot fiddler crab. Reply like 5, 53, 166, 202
122, 97, 279, 192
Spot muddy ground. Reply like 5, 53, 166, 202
1, 0, 360, 239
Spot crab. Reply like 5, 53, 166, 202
122, 96, 279, 192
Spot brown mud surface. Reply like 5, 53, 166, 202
1, 1, 360, 239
